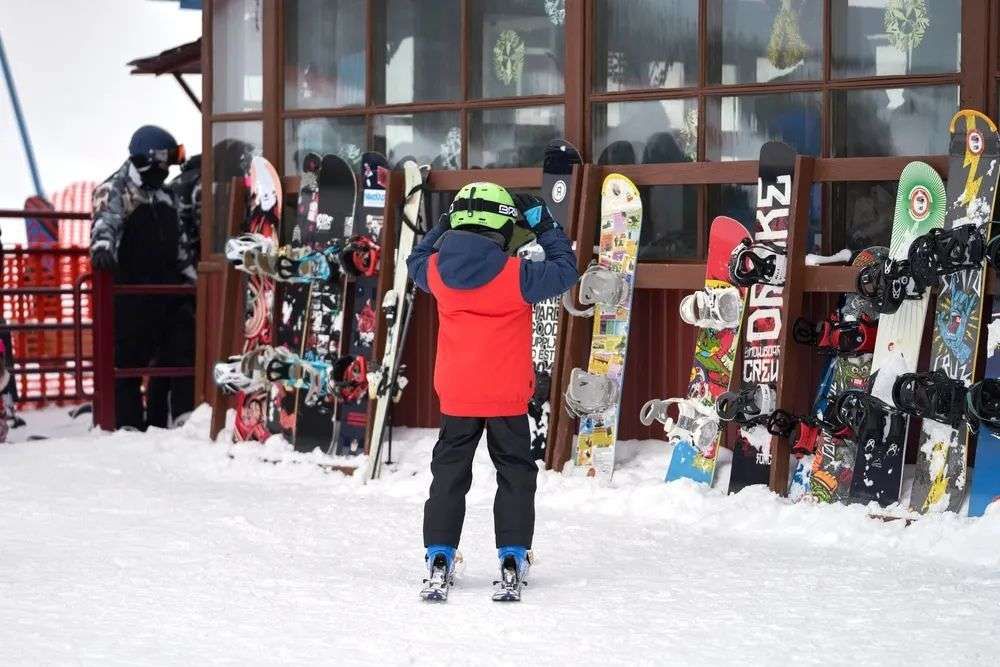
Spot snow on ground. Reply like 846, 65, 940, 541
3, 405, 1000, 665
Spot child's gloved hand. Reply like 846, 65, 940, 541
512, 193, 558, 235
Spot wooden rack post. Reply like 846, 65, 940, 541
364, 169, 403, 453
208, 177, 248, 441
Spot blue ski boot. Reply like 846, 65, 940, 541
420, 545, 456, 602
492, 546, 530, 602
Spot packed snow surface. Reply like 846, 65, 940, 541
4, 405, 1000, 665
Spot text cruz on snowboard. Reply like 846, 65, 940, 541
406, 184, 578, 416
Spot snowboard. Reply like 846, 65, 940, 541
664, 216, 750, 484
796, 247, 886, 503
850, 161, 946, 507
270, 152, 322, 441
570, 173, 643, 479
912, 111, 1000, 514
366, 160, 427, 481
787, 356, 836, 501
293, 154, 354, 453
335, 152, 388, 456
233, 156, 282, 443
527, 139, 581, 460
728, 141, 796, 494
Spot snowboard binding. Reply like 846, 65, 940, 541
333, 354, 369, 403
562, 262, 627, 317
858, 225, 988, 315
213, 345, 276, 394
892, 369, 968, 429
639, 397, 720, 453
728, 239, 787, 287
225, 233, 341, 285
563, 368, 620, 417
792, 313, 876, 356
679, 286, 743, 330
966, 379, 1000, 429
832, 389, 894, 446
717, 384, 777, 425
339, 235, 381, 277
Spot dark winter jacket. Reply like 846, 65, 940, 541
91, 160, 196, 284
407, 225, 578, 416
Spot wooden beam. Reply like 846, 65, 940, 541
364, 170, 403, 454
550, 164, 601, 471
768, 156, 816, 494
209, 178, 248, 441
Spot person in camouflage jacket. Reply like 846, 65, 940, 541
90, 126, 195, 430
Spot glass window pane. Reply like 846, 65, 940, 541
831, 85, 958, 157
468, 0, 565, 98
593, 0, 698, 92
707, 0, 823, 85
284, 0, 365, 109
468, 105, 564, 168
373, 0, 461, 104
708, 183, 823, 254
830, 180, 898, 252
284, 117, 367, 175
638, 186, 699, 260
210, 122, 262, 254
831, 0, 961, 78
592, 99, 699, 165
213, 0, 263, 112
705, 92, 821, 161
373, 112, 462, 169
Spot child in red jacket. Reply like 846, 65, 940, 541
406, 182, 577, 600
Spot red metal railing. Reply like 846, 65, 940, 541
1, 208, 196, 431
0, 208, 94, 406
90, 269, 196, 431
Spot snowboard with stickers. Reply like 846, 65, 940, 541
563, 173, 643, 479
334, 152, 388, 456
788, 247, 885, 503
231, 156, 282, 443
270, 152, 322, 441
911, 111, 1000, 514
293, 154, 355, 453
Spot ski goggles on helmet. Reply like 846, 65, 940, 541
131, 144, 187, 169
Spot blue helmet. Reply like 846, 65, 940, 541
128, 125, 185, 167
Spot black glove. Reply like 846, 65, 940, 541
91, 241, 117, 272
512, 193, 558, 235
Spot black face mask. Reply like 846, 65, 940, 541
140, 165, 169, 189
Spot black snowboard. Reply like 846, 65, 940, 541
271, 152, 321, 440
527, 140, 581, 460
335, 152, 389, 456
294, 154, 355, 453
728, 141, 797, 494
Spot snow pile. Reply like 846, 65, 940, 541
3, 405, 1000, 664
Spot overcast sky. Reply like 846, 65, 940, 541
1, 0, 202, 240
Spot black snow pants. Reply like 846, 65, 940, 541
423, 415, 537, 549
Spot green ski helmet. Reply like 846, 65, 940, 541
448, 182, 519, 246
